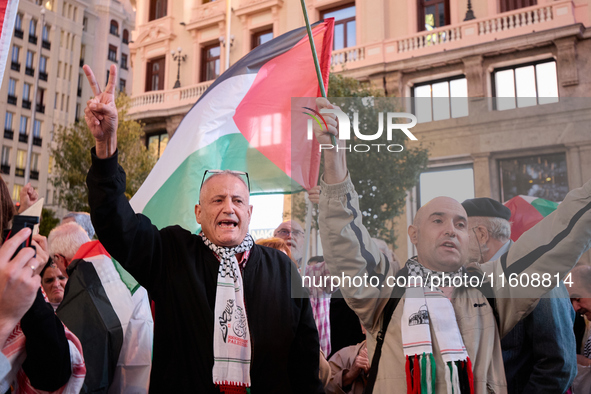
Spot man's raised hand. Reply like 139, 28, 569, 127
83, 64, 119, 159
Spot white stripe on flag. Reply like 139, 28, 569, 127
130, 73, 256, 213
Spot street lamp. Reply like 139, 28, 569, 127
171, 47, 186, 89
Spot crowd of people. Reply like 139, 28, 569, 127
1, 64, 591, 393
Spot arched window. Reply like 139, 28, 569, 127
149, 0, 167, 21
122, 29, 129, 44
110, 20, 119, 36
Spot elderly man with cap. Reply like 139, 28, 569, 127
462, 197, 576, 394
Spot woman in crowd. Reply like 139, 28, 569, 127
41, 261, 68, 310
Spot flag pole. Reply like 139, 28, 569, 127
299, 0, 336, 146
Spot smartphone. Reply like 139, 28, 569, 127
5, 215, 39, 258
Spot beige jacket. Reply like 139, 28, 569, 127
326, 341, 367, 394
319, 175, 591, 393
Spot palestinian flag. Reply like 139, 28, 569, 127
0, 0, 20, 85
504, 195, 559, 241
57, 241, 153, 393
130, 19, 334, 232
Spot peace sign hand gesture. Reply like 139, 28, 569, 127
83, 64, 119, 159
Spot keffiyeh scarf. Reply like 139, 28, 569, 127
201, 233, 254, 394
402, 258, 474, 394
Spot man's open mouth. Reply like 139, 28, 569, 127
218, 220, 238, 228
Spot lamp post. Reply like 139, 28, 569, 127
171, 47, 186, 89
464, 0, 476, 21
25, 6, 45, 184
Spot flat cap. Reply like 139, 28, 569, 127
461, 197, 511, 220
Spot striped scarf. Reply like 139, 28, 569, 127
401, 258, 474, 394
201, 233, 254, 394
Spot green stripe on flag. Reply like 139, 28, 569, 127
112, 257, 140, 295
531, 198, 559, 217
141, 133, 298, 232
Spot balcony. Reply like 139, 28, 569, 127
4, 129, 13, 139
14, 29, 23, 39
7, 95, 17, 105
25, 67, 34, 76
30, 170, 39, 180
28, 35, 37, 45
33, 137, 42, 147
1, 165, 9, 175
18, 133, 27, 143
39, 71, 47, 81
15, 167, 25, 177
36, 104, 45, 113
11, 62, 20, 72
22, 100, 31, 109
129, 80, 214, 116
42, 40, 51, 50
330, 1, 578, 72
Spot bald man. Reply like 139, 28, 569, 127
313, 97, 591, 393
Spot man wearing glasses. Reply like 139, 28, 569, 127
274, 220, 305, 264
82, 65, 323, 393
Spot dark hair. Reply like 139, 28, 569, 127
0, 175, 15, 234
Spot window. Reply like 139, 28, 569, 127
201, 44, 220, 82
39, 56, 47, 80
19, 116, 28, 135
15, 13, 22, 32
83, 16, 88, 31
110, 20, 119, 36
321, 5, 356, 50
5, 113, 13, 131
499, 153, 568, 203
106, 69, 110, 85
418, 165, 474, 206
25, 50, 34, 75
500, 0, 536, 13
29, 18, 37, 37
42, 24, 49, 41
122, 29, 129, 44
33, 120, 41, 137
412, 76, 468, 122
36, 88, 45, 112
8, 78, 17, 105
108, 45, 117, 62
121, 53, 128, 69
146, 57, 165, 91
22, 83, 31, 102
12, 184, 23, 200
119, 78, 126, 93
252, 29, 273, 49
418, 0, 449, 31
16, 150, 26, 170
31, 153, 39, 171
146, 131, 168, 159
11, 46, 19, 63
2, 146, 11, 166
149, 0, 167, 21
493, 59, 558, 111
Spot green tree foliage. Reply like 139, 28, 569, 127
39, 208, 60, 237
51, 94, 156, 211
293, 73, 429, 244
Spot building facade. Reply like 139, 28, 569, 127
0, 0, 134, 217
127, 0, 591, 262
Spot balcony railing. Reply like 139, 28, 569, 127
15, 167, 25, 177
129, 80, 214, 115
30, 170, 39, 180
11, 62, 20, 72
25, 67, 34, 76
4, 129, 13, 140
39, 71, 47, 81
7, 95, 17, 105
28, 35, 37, 45
14, 29, 23, 39
18, 133, 27, 143
1, 165, 9, 175
36, 104, 45, 113
330, 1, 575, 71
33, 137, 42, 146
22, 100, 31, 109
42, 40, 51, 50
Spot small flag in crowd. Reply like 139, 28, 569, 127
0, 0, 20, 85
130, 19, 334, 232
504, 195, 559, 241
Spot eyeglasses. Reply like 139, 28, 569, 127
199, 170, 251, 193
276, 229, 304, 237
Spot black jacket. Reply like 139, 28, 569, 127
87, 149, 323, 393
